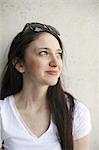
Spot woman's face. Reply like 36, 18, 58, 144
22, 32, 63, 86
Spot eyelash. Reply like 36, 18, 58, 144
39, 51, 62, 58
57, 52, 62, 58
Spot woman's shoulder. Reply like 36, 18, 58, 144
73, 99, 92, 140
74, 99, 90, 114
0, 95, 12, 110
64, 92, 90, 115
64, 92, 92, 139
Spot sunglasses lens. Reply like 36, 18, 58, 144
47, 25, 60, 35
22, 23, 60, 36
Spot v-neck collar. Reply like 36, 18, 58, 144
9, 95, 54, 142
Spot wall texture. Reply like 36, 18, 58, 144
0, 0, 98, 149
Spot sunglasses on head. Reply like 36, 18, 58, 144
22, 22, 60, 36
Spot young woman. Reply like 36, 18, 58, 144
0, 22, 92, 150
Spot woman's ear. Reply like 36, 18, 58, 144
15, 63, 25, 73
12, 58, 25, 73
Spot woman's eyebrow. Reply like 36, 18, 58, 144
37, 47, 63, 52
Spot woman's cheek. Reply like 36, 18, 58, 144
28, 59, 42, 75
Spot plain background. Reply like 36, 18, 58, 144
0, 0, 98, 149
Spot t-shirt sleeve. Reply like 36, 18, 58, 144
0, 100, 3, 147
73, 100, 92, 140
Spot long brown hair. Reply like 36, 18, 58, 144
0, 23, 75, 150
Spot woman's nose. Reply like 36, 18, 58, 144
49, 56, 58, 67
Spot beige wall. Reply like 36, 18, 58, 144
0, 0, 98, 149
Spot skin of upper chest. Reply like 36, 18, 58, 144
18, 107, 51, 137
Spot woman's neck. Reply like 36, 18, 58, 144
14, 84, 49, 113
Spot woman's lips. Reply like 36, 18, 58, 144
46, 71, 58, 76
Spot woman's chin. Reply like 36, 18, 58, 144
47, 80, 58, 86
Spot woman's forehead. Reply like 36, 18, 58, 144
29, 32, 61, 49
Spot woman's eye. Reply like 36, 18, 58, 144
57, 52, 62, 58
39, 51, 48, 56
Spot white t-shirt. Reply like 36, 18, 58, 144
0, 95, 92, 150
